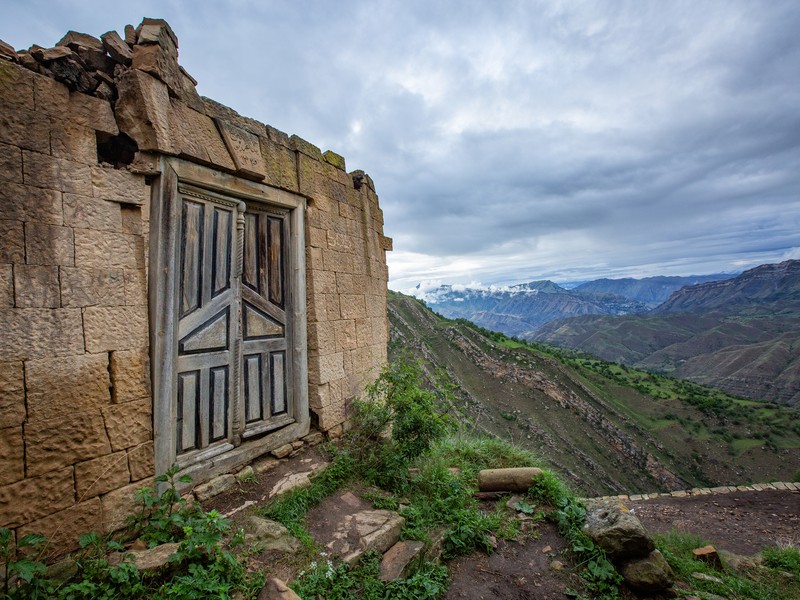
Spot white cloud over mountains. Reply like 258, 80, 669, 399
6, 1, 800, 289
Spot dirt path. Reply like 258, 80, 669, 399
628, 489, 800, 555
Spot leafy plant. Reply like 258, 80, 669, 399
0, 529, 50, 599
762, 545, 800, 577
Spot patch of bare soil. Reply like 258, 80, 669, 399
446, 520, 589, 600
628, 489, 800, 555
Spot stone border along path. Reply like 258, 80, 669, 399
585, 481, 800, 503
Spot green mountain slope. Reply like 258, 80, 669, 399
388, 291, 800, 496
534, 261, 800, 406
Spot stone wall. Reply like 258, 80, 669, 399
0, 18, 390, 553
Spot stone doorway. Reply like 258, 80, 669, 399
150, 160, 309, 484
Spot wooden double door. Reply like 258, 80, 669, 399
173, 185, 295, 462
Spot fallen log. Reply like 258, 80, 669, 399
477, 467, 543, 492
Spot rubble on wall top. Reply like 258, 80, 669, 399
0, 18, 370, 188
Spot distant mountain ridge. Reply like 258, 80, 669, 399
533, 260, 800, 406
414, 272, 736, 338
574, 274, 735, 307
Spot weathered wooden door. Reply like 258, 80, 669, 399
152, 160, 308, 481
173, 187, 294, 462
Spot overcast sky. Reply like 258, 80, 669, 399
5, 0, 800, 290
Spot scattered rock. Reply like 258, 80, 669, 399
253, 456, 280, 474
719, 549, 762, 572
44, 558, 79, 582
257, 577, 301, 600
268, 461, 328, 498
101, 30, 133, 65
691, 571, 724, 584
194, 473, 236, 501
327, 509, 404, 564
127, 542, 180, 572
272, 444, 293, 459
379, 540, 425, 581
692, 545, 722, 569
302, 431, 325, 446
477, 467, 543, 492
550, 560, 565, 571
0, 39, 16, 61
542, 545, 552, 553
56, 31, 104, 52
583, 498, 654, 560
244, 516, 300, 553
30, 45, 73, 62
236, 465, 255, 483
619, 549, 674, 593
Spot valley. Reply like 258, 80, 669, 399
388, 291, 800, 497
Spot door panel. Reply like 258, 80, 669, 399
241, 207, 293, 438
176, 193, 236, 458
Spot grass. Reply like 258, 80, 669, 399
655, 531, 800, 600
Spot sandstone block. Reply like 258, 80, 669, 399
22, 151, 92, 195
102, 397, 152, 451
0, 467, 75, 528
308, 270, 337, 298
91, 166, 147, 205
244, 516, 300, 553
327, 231, 356, 253
25, 222, 74, 266
60, 267, 125, 307
356, 319, 373, 346
322, 150, 346, 171
478, 468, 544, 492
50, 123, 96, 164
127, 440, 155, 481
0, 221, 24, 263
123, 269, 147, 305
101, 30, 133, 65
32, 71, 69, 116
115, 70, 178, 154
0, 426, 24, 485
215, 118, 266, 179
334, 319, 357, 351
74, 229, 142, 270
0, 183, 63, 226
324, 293, 341, 320
308, 382, 332, 410
316, 401, 345, 431
26, 353, 111, 420
0, 361, 25, 428
137, 18, 179, 51
340, 294, 367, 320
26, 410, 112, 476
310, 352, 345, 385
0, 264, 12, 307
259, 136, 298, 191
120, 204, 144, 234
0, 308, 84, 360
307, 321, 335, 352
308, 226, 327, 249
110, 347, 151, 403
0, 60, 34, 111
63, 193, 123, 231
0, 107, 50, 154
0, 142, 22, 183
171, 100, 235, 171
101, 476, 155, 532
271, 443, 293, 459
75, 451, 131, 499
64, 91, 118, 135
83, 305, 148, 352
13, 264, 60, 308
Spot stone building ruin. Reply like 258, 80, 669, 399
0, 18, 392, 553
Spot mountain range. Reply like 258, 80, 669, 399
534, 260, 800, 406
418, 274, 733, 338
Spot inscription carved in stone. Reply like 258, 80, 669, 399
214, 118, 267, 179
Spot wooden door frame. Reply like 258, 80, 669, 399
150, 158, 309, 486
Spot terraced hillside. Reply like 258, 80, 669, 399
388, 291, 800, 497
534, 260, 800, 406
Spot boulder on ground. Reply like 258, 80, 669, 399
244, 516, 300, 553
583, 498, 654, 560
618, 549, 674, 593
477, 467, 543, 492
257, 577, 301, 600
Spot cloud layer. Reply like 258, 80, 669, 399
6, 1, 799, 288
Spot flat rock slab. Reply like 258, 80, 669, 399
244, 516, 301, 554
306, 491, 404, 564
269, 458, 329, 498
380, 540, 425, 581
